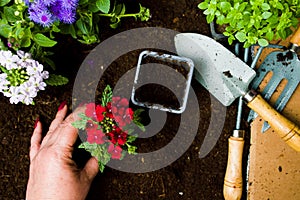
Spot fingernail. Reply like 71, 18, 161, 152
34, 117, 39, 129
58, 101, 67, 111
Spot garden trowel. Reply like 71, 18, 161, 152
174, 33, 300, 199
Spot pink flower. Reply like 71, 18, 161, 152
108, 143, 123, 160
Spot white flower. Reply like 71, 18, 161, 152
4, 86, 22, 104
17, 50, 32, 60
42, 71, 49, 79
29, 76, 47, 90
20, 81, 37, 98
26, 60, 43, 75
0, 50, 49, 105
0, 50, 20, 70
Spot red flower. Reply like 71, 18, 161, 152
87, 129, 105, 145
108, 127, 128, 146
86, 120, 105, 144
108, 143, 123, 160
95, 105, 106, 121
118, 98, 129, 107
111, 97, 134, 127
85, 103, 97, 120
85, 103, 107, 122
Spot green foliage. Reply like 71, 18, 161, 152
0, 0, 150, 66
198, 0, 300, 47
60, 0, 151, 44
101, 85, 112, 106
79, 142, 111, 172
44, 74, 69, 86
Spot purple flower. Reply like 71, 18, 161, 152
28, 0, 78, 26
28, 1, 55, 27
61, 0, 78, 9
40, 0, 56, 6
57, 8, 76, 24
29, 9, 55, 27
49, 0, 77, 24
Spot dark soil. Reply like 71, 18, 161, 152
0, 0, 251, 199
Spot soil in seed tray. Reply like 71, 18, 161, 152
134, 83, 181, 110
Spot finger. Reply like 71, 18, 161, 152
57, 106, 86, 147
48, 103, 68, 134
30, 120, 42, 162
82, 157, 99, 182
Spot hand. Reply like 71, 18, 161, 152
26, 103, 99, 200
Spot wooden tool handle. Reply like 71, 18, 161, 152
290, 26, 300, 46
247, 94, 300, 151
223, 137, 244, 200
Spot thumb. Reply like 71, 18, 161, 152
82, 157, 99, 182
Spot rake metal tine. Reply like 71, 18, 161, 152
275, 81, 299, 110
260, 75, 283, 99
262, 81, 299, 132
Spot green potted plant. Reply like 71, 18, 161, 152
198, 0, 300, 47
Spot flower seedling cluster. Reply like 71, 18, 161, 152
199, 0, 300, 47
0, 0, 150, 64
72, 85, 144, 172
0, 50, 48, 105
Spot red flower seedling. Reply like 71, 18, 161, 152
72, 85, 144, 172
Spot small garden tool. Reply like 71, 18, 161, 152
247, 26, 300, 132
174, 32, 300, 200
210, 22, 251, 199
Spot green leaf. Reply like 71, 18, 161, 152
44, 74, 69, 86
72, 113, 90, 130
262, 12, 272, 19
198, 2, 208, 10
96, 0, 110, 14
235, 31, 247, 42
4, 7, 20, 22
219, 2, 231, 12
0, 0, 10, 6
76, 18, 89, 35
206, 14, 214, 23
258, 38, 268, 46
261, 3, 270, 10
43, 57, 56, 70
265, 30, 274, 41
101, 85, 112, 106
127, 145, 137, 154
33, 33, 57, 47
51, 25, 60, 33
20, 37, 31, 48
114, 3, 126, 15
0, 24, 12, 38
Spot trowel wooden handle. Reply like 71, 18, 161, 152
223, 137, 244, 200
247, 94, 300, 151
290, 26, 300, 46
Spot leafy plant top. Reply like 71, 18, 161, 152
199, 0, 300, 47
